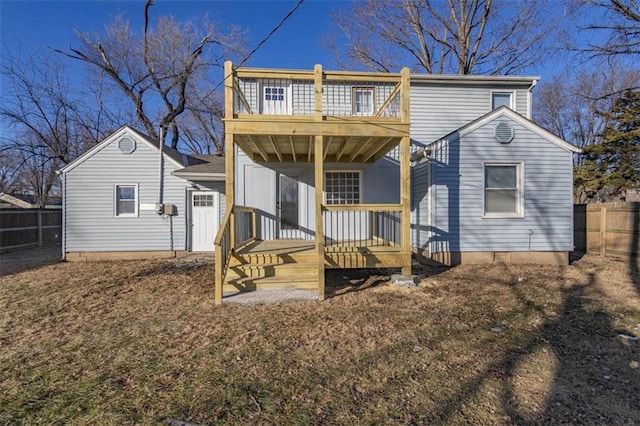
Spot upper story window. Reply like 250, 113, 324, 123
325, 171, 361, 205
115, 184, 138, 217
484, 163, 523, 217
491, 91, 514, 110
353, 87, 375, 116
264, 86, 285, 101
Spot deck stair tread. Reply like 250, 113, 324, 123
226, 274, 318, 286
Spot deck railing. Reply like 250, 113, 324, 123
322, 204, 402, 248
214, 204, 257, 304
233, 67, 403, 119
234, 206, 257, 247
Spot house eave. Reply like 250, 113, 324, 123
172, 172, 226, 182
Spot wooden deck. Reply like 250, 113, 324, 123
235, 239, 404, 269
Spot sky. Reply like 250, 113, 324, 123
0, 0, 345, 73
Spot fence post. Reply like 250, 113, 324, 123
37, 210, 43, 247
600, 205, 607, 257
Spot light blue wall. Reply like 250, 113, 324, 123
64, 130, 189, 252
428, 116, 574, 253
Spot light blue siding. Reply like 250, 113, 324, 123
235, 148, 400, 241
410, 159, 430, 251
64, 131, 188, 252
429, 116, 574, 253
410, 82, 531, 147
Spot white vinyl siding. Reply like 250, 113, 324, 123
428, 117, 574, 253
64, 130, 188, 252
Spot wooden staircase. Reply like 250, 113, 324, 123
223, 246, 319, 293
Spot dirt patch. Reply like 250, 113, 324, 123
0, 254, 638, 424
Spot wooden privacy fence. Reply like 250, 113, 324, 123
0, 209, 62, 253
574, 202, 639, 257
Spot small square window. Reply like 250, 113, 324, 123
115, 185, 137, 217
492, 92, 513, 110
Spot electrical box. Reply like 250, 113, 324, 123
162, 204, 177, 216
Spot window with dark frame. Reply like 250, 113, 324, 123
484, 164, 521, 215
264, 86, 285, 102
325, 171, 361, 205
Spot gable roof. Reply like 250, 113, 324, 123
420, 106, 582, 154
59, 125, 186, 174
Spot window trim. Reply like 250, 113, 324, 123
324, 170, 362, 205
114, 184, 139, 218
482, 162, 524, 219
490, 90, 515, 110
352, 86, 375, 116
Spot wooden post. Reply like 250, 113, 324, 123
224, 61, 236, 249
400, 67, 411, 275
315, 135, 325, 300
314, 64, 323, 120
37, 210, 43, 247
215, 246, 223, 305
600, 205, 607, 257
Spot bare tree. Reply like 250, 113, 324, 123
326, 0, 562, 74
0, 47, 120, 205
534, 65, 640, 201
58, 1, 245, 149
575, 0, 640, 57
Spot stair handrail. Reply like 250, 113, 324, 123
214, 205, 234, 304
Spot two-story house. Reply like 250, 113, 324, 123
60, 62, 580, 303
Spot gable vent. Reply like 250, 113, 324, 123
118, 137, 136, 154
495, 122, 515, 144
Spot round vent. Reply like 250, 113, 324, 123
118, 137, 136, 154
495, 122, 515, 144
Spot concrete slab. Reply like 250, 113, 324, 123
222, 287, 318, 305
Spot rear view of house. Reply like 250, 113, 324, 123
215, 62, 580, 303
60, 126, 226, 260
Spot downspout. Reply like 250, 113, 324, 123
157, 127, 164, 210
527, 79, 538, 120
59, 169, 66, 260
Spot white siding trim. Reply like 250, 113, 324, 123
60, 126, 183, 174
428, 108, 582, 153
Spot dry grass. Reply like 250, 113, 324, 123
1, 253, 639, 424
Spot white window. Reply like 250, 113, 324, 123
353, 87, 375, 116
193, 193, 214, 207
264, 86, 285, 102
325, 171, 361, 205
115, 184, 138, 217
484, 163, 523, 217
491, 91, 514, 110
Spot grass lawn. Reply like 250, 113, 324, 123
1, 253, 639, 424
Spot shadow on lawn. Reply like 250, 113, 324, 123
432, 266, 638, 424
0, 245, 61, 276
325, 261, 450, 298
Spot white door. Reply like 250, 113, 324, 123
191, 191, 218, 252
262, 82, 291, 115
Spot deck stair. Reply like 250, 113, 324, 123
223, 241, 319, 292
